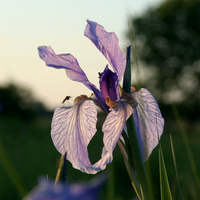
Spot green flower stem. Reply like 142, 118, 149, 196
121, 130, 133, 168
126, 115, 152, 200
118, 140, 142, 200
123, 45, 152, 199
55, 154, 64, 185
0, 141, 28, 198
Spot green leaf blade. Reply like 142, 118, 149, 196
123, 46, 131, 94
159, 147, 172, 200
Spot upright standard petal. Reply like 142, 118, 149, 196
84, 20, 126, 82
132, 88, 164, 160
38, 46, 108, 111
51, 99, 98, 174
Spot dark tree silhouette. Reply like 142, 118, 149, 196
129, 0, 200, 112
0, 83, 48, 121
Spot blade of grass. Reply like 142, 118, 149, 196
159, 146, 172, 200
172, 105, 200, 193
144, 160, 154, 198
0, 141, 28, 198
127, 17, 141, 89
123, 46, 131, 94
169, 134, 183, 200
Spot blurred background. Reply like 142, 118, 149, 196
1, 0, 200, 199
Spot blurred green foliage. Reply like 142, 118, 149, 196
129, 0, 200, 120
0, 110, 200, 199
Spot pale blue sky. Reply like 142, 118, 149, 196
0, 0, 163, 109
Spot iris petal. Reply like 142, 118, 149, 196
102, 100, 133, 157
38, 46, 92, 89
51, 98, 118, 174
90, 100, 134, 172
51, 100, 98, 174
132, 88, 164, 160
84, 20, 126, 82
24, 176, 107, 200
38, 46, 108, 111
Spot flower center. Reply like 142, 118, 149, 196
100, 65, 120, 102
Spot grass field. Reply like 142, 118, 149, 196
0, 113, 200, 199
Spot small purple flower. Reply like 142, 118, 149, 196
38, 20, 164, 174
24, 175, 106, 200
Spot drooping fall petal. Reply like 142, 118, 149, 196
132, 88, 164, 160
84, 20, 126, 82
88, 100, 135, 172
51, 97, 118, 174
51, 99, 98, 174
102, 100, 134, 156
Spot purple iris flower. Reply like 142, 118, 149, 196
38, 20, 164, 174
23, 175, 106, 200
